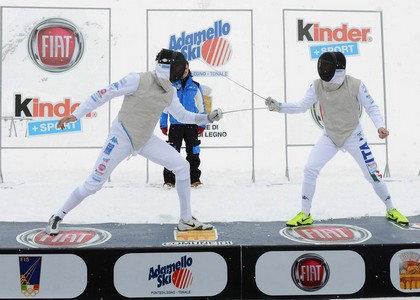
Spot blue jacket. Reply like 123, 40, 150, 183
160, 74, 206, 128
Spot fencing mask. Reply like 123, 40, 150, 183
155, 49, 188, 83
317, 51, 347, 82
317, 52, 337, 82
334, 51, 346, 70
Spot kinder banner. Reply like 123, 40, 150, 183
283, 10, 385, 146
147, 10, 253, 147
1, 7, 110, 148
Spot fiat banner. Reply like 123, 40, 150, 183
1, 7, 110, 148
255, 250, 365, 296
147, 10, 253, 147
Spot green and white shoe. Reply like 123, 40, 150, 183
386, 208, 409, 225
286, 212, 313, 227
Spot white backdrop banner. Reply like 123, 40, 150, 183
283, 9, 385, 146
147, 10, 253, 147
1, 7, 110, 148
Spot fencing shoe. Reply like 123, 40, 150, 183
163, 182, 175, 190
286, 212, 313, 227
45, 215, 62, 235
177, 216, 213, 231
191, 181, 203, 188
386, 208, 409, 225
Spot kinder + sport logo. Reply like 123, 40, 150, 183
148, 255, 193, 289
28, 18, 84, 72
169, 20, 232, 66
297, 19, 372, 43
14, 94, 94, 118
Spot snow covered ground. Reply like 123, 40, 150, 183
1, 143, 419, 300
1, 132, 419, 224
1, 146, 419, 226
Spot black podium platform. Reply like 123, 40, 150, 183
1, 215, 420, 299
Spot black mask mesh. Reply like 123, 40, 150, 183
156, 49, 187, 83
317, 52, 337, 82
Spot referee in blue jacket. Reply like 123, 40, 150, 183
160, 63, 206, 189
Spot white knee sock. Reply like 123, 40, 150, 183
176, 178, 192, 221
301, 181, 316, 215
55, 185, 89, 219
372, 181, 394, 211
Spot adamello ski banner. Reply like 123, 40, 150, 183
283, 10, 385, 146
1, 7, 110, 148
147, 10, 253, 147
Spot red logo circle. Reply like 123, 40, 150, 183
201, 37, 232, 66
36, 27, 77, 66
28, 18, 84, 72
172, 268, 193, 289
291, 253, 330, 291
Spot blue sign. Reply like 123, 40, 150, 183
27, 119, 81, 136
310, 42, 359, 59
19, 256, 42, 296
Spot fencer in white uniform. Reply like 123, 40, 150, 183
265, 51, 409, 227
46, 49, 223, 235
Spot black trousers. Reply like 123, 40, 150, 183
163, 124, 201, 184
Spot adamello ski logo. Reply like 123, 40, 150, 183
291, 253, 330, 291
169, 20, 232, 66
148, 256, 194, 289
16, 227, 111, 248
28, 18, 84, 72
297, 19, 372, 42
280, 224, 371, 244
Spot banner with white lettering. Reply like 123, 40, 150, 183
283, 10, 385, 146
147, 10, 253, 147
1, 7, 110, 147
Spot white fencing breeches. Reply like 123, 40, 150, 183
300, 128, 394, 215
55, 120, 192, 221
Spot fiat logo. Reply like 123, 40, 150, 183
280, 224, 372, 244
291, 253, 330, 291
28, 18, 84, 72
16, 227, 111, 248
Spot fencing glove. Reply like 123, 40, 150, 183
265, 97, 282, 112
208, 108, 223, 122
